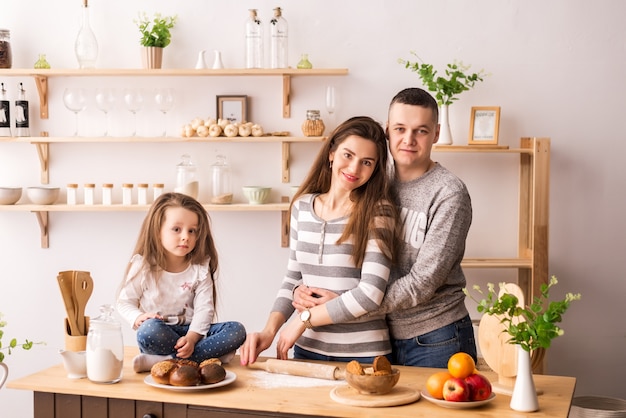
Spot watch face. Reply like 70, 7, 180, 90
301, 310, 311, 321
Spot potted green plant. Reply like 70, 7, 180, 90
464, 276, 581, 412
399, 52, 487, 145
135, 12, 178, 69
1, 312, 44, 389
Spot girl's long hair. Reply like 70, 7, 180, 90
292, 116, 399, 267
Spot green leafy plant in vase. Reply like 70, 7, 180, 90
399, 52, 487, 145
135, 12, 178, 69
464, 276, 581, 412
1, 312, 45, 389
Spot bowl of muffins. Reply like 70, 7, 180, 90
344, 356, 400, 395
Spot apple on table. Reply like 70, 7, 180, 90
464, 373, 492, 401
442, 377, 470, 402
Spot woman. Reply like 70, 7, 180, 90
240, 116, 399, 365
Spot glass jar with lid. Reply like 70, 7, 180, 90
0, 29, 12, 69
301, 110, 325, 137
211, 154, 233, 204
86, 304, 124, 384
175, 154, 199, 199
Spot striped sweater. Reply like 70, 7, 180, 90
271, 193, 392, 358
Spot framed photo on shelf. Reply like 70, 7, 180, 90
468, 106, 501, 145
216, 95, 248, 123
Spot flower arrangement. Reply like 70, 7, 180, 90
399, 52, 487, 106
463, 276, 581, 353
0, 312, 44, 362
135, 12, 178, 48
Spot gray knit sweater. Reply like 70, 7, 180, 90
376, 163, 472, 340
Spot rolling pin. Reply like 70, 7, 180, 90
247, 359, 345, 380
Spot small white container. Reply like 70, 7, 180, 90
122, 183, 133, 205
84, 183, 95, 205
137, 183, 148, 205
66, 184, 78, 205
102, 184, 113, 205
153, 183, 164, 200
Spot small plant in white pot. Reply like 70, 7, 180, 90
399, 52, 487, 145
0, 312, 45, 389
135, 12, 178, 69
464, 276, 581, 412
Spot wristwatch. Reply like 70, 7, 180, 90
300, 309, 313, 329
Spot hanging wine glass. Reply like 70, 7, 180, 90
63, 88, 87, 136
95, 88, 116, 136
154, 88, 175, 137
325, 85, 337, 116
123, 88, 144, 136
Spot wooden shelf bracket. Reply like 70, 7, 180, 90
33, 211, 49, 248
282, 142, 290, 183
34, 75, 49, 119
282, 75, 291, 118
34, 140, 50, 184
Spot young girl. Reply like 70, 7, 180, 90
117, 192, 246, 373
240, 116, 399, 365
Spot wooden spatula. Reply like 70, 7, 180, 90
57, 271, 79, 336
73, 271, 93, 335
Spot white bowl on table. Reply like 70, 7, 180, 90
0, 187, 22, 205
26, 186, 60, 205
242, 186, 271, 205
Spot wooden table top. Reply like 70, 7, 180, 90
8, 347, 576, 418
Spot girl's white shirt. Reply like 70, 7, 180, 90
116, 254, 215, 336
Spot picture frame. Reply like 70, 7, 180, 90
216, 95, 248, 124
469, 106, 501, 145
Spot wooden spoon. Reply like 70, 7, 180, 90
57, 271, 79, 336
73, 271, 93, 336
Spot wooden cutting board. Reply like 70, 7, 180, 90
330, 385, 420, 407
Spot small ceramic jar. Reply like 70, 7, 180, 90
122, 183, 133, 205
84, 183, 95, 205
66, 184, 78, 205
102, 184, 113, 205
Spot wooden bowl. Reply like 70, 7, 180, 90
345, 369, 400, 395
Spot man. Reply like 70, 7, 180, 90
295, 88, 476, 367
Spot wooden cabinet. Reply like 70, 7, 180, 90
0, 68, 348, 247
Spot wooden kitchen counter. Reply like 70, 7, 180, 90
8, 347, 575, 418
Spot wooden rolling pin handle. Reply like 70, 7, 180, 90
249, 359, 343, 381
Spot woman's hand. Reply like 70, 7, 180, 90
292, 286, 339, 312
276, 319, 305, 359
133, 311, 163, 329
240, 330, 275, 365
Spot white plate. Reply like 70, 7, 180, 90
420, 390, 496, 409
144, 370, 236, 391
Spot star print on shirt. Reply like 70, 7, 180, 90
181, 281, 192, 291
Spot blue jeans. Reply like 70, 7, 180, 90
136, 318, 246, 363
392, 314, 477, 368
293, 345, 393, 364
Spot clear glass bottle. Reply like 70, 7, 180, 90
15, 83, 30, 137
296, 53, 312, 69
0, 83, 11, 137
270, 7, 288, 69
245, 9, 263, 69
75, 0, 98, 69
301, 110, 325, 136
84, 183, 95, 205
86, 304, 123, 384
0, 29, 12, 69
175, 154, 199, 199
211, 154, 233, 204
102, 183, 113, 205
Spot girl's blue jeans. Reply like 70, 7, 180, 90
136, 318, 246, 363
392, 314, 477, 368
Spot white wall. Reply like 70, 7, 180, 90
2, 0, 625, 415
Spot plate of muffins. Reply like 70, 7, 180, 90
144, 358, 236, 391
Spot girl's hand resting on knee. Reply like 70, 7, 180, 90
175, 332, 202, 358
133, 311, 163, 328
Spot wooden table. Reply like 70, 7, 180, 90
8, 347, 576, 418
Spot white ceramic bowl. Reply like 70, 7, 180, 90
0, 187, 22, 205
242, 186, 271, 205
26, 186, 60, 205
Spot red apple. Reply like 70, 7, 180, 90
442, 377, 470, 402
464, 373, 493, 401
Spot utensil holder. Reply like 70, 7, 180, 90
64, 316, 89, 352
